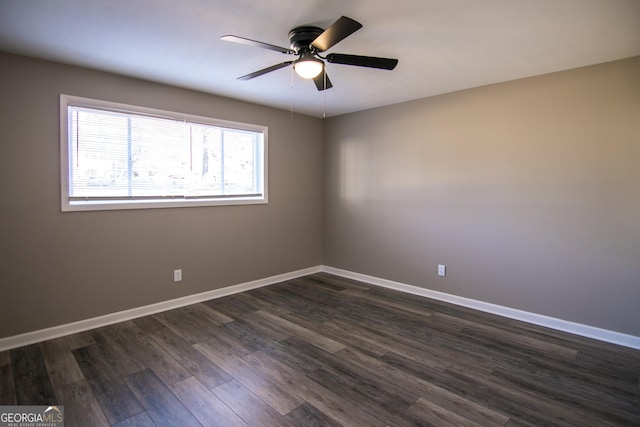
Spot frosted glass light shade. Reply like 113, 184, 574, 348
294, 56, 323, 79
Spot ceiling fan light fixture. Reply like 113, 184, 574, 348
293, 51, 324, 79
223, 16, 398, 90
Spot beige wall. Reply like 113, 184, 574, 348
0, 52, 323, 338
323, 57, 640, 336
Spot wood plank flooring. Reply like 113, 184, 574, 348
1, 272, 639, 426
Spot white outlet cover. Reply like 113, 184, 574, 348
174, 269, 182, 282
438, 264, 446, 277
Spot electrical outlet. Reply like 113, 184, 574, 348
437, 264, 446, 277
173, 269, 182, 282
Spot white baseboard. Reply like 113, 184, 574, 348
0, 266, 322, 352
3, 264, 638, 352
322, 266, 640, 350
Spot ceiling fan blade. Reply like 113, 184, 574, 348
313, 71, 333, 91
326, 53, 398, 70
221, 35, 294, 54
311, 16, 363, 52
237, 61, 293, 80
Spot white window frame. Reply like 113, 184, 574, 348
60, 94, 268, 211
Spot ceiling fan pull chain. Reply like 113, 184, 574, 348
323, 70, 327, 118
290, 66, 295, 119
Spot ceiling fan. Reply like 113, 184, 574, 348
221, 16, 398, 91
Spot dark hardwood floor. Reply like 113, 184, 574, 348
1, 273, 639, 426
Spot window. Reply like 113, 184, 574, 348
60, 95, 267, 211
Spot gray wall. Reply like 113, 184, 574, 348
323, 57, 640, 336
2, 51, 639, 340
0, 52, 323, 338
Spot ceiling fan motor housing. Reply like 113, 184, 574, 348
288, 26, 324, 52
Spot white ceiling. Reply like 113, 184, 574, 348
1, 0, 639, 118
